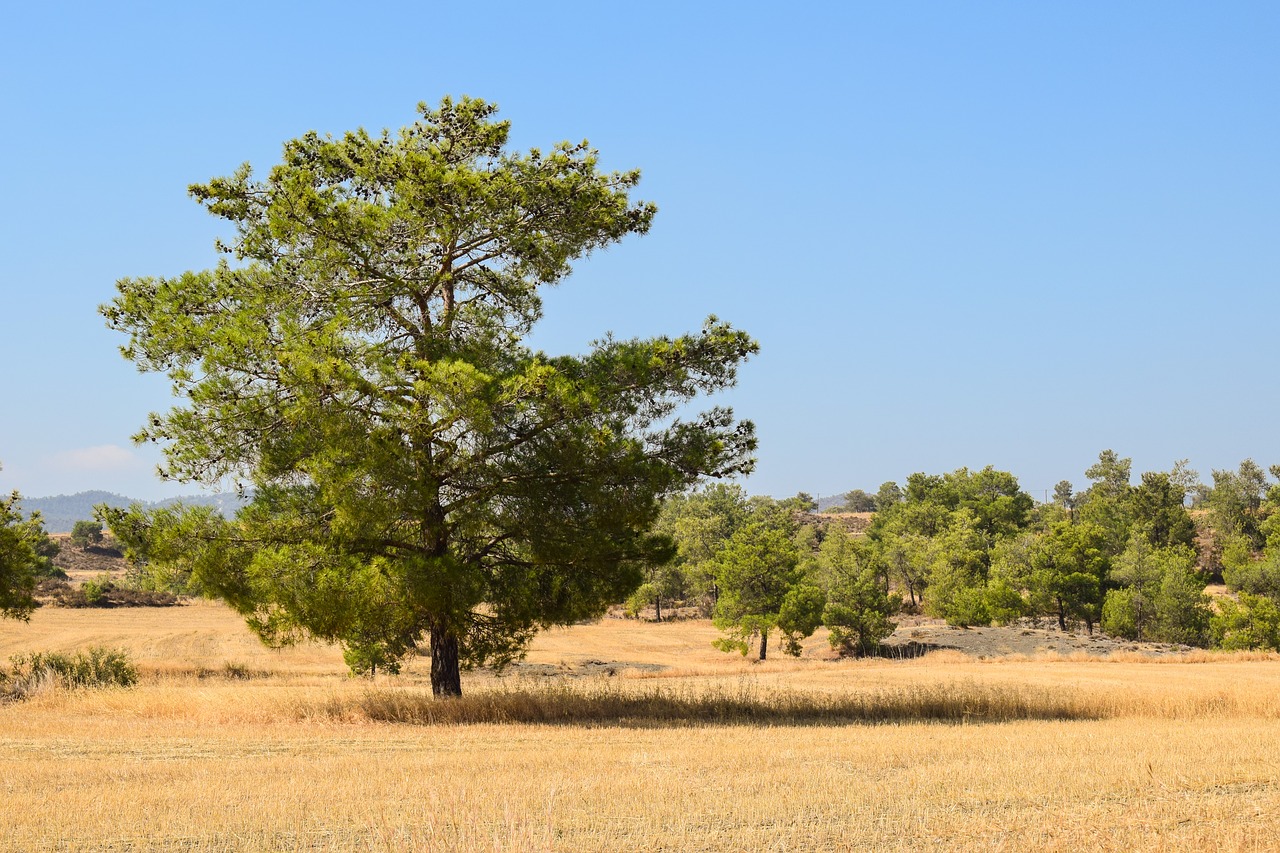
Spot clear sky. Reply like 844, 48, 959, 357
1, 1, 1277, 502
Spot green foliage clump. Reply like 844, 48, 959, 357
818, 528, 900, 656
1, 474, 61, 620
69, 520, 104, 550
1211, 593, 1280, 651
625, 483, 749, 621
711, 503, 825, 660
1223, 551, 1280, 600
1100, 538, 1210, 645
4, 647, 138, 698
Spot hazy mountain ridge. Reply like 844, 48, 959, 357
20, 491, 247, 533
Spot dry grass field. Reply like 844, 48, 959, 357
2, 602, 1279, 851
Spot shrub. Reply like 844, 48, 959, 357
941, 585, 991, 628
822, 567, 900, 657
81, 574, 112, 604
4, 647, 137, 698
1101, 588, 1141, 640
1151, 564, 1212, 646
35, 578, 178, 609
984, 580, 1027, 626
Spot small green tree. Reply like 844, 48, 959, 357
1211, 592, 1280, 651
646, 483, 750, 616
839, 489, 877, 513
1028, 521, 1109, 633
70, 520, 105, 550
922, 510, 988, 626
1101, 538, 1209, 645
986, 533, 1040, 624
875, 481, 903, 509
1101, 536, 1165, 639
1101, 588, 1141, 640
1128, 472, 1196, 550
1151, 561, 1211, 646
1223, 550, 1280, 600
1, 464, 58, 621
877, 531, 931, 609
711, 519, 821, 660
1204, 460, 1272, 551
816, 527, 900, 656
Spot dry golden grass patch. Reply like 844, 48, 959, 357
3, 603, 1280, 851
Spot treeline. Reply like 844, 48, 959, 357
627, 488, 899, 659
640, 451, 1280, 656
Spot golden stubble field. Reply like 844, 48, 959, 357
2, 602, 1279, 851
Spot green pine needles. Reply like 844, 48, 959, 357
102, 97, 757, 696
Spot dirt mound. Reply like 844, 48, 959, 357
49, 534, 129, 584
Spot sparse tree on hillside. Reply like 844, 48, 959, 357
101, 98, 757, 695
876, 481, 903, 509
70, 520, 104, 550
1169, 459, 1201, 500
840, 489, 877, 513
1205, 460, 1273, 550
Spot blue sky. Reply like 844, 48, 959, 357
1, 1, 1277, 502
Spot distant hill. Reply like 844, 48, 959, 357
21, 491, 247, 533
815, 494, 848, 512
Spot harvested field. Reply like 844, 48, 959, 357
2, 603, 1279, 851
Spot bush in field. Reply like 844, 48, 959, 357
823, 566, 900, 656
81, 574, 112, 604
983, 578, 1027, 625
3, 647, 137, 698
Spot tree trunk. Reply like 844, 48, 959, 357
1056, 599, 1067, 631
758, 630, 768, 661
654, 595, 662, 623
430, 622, 462, 697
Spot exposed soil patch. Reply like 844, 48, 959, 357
879, 615, 1197, 660
502, 659, 669, 678
48, 534, 129, 584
